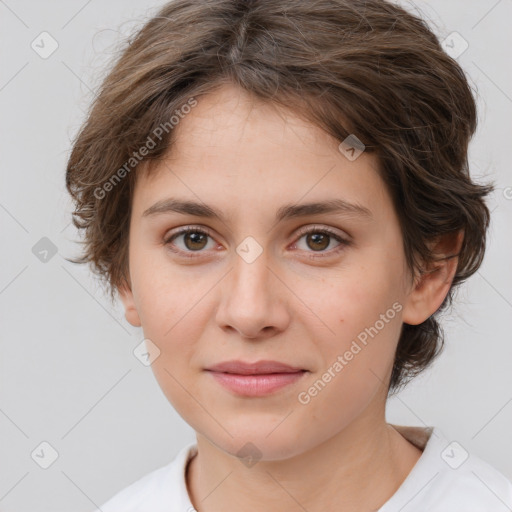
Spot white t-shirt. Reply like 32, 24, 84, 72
93, 424, 512, 511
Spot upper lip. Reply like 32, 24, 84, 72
205, 360, 306, 375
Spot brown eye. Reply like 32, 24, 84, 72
305, 232, 330, 251
182, 231, 208, 251
164, 227, 215, 256
293, 225, 351, 258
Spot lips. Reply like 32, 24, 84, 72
205, 360, 306, 375
204, 360, 308, 396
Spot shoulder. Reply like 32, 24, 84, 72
91, 442, 197, 512
426, 449, 512, 511
383, 425, 512, 511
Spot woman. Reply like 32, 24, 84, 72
65, 0, 512, 510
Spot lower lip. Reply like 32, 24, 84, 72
207, 371, 307, 396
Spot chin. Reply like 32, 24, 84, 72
203, 423, 312, 462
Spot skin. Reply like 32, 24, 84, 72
119, 83, 462, 512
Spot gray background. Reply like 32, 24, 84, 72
0, 0, 511, 510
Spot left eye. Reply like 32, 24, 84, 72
293, 228, 346, 253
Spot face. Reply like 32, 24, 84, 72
119, 83, 448, 460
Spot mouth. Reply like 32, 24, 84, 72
204, 360, 308, 396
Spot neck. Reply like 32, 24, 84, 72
186, 415, 422, 512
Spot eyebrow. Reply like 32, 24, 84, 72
142, 197, 373, 223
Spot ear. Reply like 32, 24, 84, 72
118, 280, 142, 327
402, 230, 464, 326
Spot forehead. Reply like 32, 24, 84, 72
132, 84, 388, 223
172, 84, 340, 159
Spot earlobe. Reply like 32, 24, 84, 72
401, 230, 464, 326
118, 282, 142, 328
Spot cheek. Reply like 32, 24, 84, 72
131, 252, 211, 365
298, 310, 400, 435
307, 260, 403, 393
318, 260, 402, 339
130, 245, 189, 327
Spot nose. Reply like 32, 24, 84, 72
214, 247, 290, 340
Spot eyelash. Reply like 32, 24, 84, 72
163, 225, 351, 260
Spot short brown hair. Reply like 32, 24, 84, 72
65, 0, 493, 395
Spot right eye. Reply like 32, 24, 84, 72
164, 226, 218, 257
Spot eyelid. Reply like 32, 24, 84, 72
293, 223, 349, 241
164, 224, 214, 238
164, 223, 349, 242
